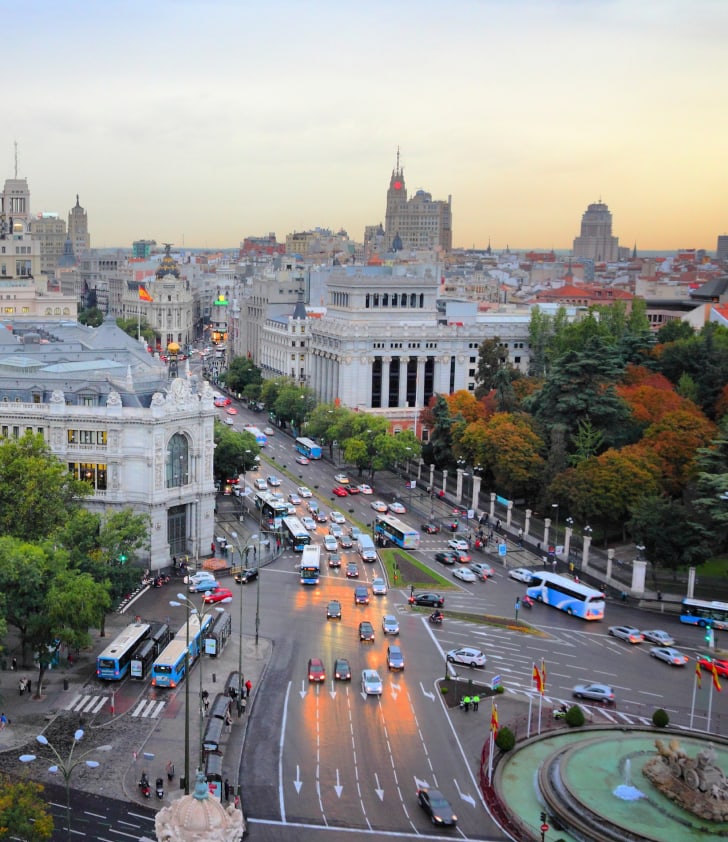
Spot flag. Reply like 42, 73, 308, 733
696, 660, 702, 689
541, 659, 547, 693
532, 663, 544, 694
490, 703, 499, 736
711, 662, 722, 693
139, 285, 153, 302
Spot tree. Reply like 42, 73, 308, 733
474, 337, 508, 399
0, 775, 54, 840
444, 391, 484, 424
0, 433, 91, 542
425, 396, 455, 469
213, 425, 261, 482
569, 418, 604, 466
77, 306, 104, 327
656, 320, 694, 344
274, 384, 317, 432
115, 317, 155, 346
527, 305, 555, 377
689, 416, 728, 554
222, 357, 262, 396
479, 413, 545, 501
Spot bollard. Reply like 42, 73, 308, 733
63, 678, 69, 690
212, 673, 216, 683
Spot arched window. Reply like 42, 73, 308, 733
410, 293, 417, 307
392, 293, 398, 306
166, 433, 189, 488
419, 293, 424, 308
401, 291, 407, 306
365, 294, 370, 308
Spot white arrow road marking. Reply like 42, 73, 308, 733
453, 777, 475, 807
374, 772, 384, 801
334, 768, 343, 798
414, 776, 430, 791
329, 680, 336, 699
294, 765, 302, 794
390, 681, 399, 700
420, 682, 435, 701
299, 680, 307, 699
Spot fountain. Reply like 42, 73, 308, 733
613, 757, 646, 801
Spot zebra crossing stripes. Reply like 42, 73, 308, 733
131, 698, 165, 718
63, 694, 165, 718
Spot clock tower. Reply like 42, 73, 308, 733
385, 148, 407, 250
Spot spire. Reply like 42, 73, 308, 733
76, 194, 81, 208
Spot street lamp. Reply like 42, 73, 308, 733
20, 729, 112, 841
551, 503, 559, 550
231, 530, 259, 701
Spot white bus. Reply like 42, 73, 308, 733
282, 516, 311, 552
526, 572, 605, 620
300, 544, 321, 585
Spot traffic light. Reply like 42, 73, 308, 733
118, 552, 127, 564
540, 811, 547, 823
706, 623, 713, 643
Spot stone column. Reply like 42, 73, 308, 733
489, 492, 496, 520
398, 356, 409, 407
632, 560, 647, 595
472, 474, 482, 513
544, 518, 551, 548
506, 500, 513, 529
456, 468, 464, 503
582, 534, 592, 570
441, 469, 448, 497
564, 525, 572, 561
416, 357, 426, 407
417, 458, 424, 481
429, 463, 435, 492
381, 356, 391, 409
524, 509, 532, 538
687, 567, 696, 599
606, 548, 614, 583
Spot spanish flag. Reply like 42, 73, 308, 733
139, 285, 153, 302
711, 662, 722, 693
696, 660, 702, 689
532, 663, 544, 694
490, 703, 499, 736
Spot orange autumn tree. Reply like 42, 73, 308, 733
444, 390, 488, 424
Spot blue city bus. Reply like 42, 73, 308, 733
96, 622, 151, 680
295, 437, 322, 460
680, 598, 728, 630
254, 491, 288, 528
151, 614, 213, 688
300, 544, 321, 585
282, 516, 311, 552
527, 572, 605, 620
243, 425, 267, 447
374, 514, 420, 550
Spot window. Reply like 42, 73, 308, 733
166, 433, 189, 488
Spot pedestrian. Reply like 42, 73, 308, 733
204, 696, 210, 714
225, 711, 232, 732
26, 678, 32, 696
166, 761, 175, 781
11, 656, 16, 671
461, 695, 471, 712
211, 541, 215, 555
472, 694, 480, 711
18, 678, 25, 696
0, 712, 7, 729
234, 794, 240, 810
224, 778, 230, 802
172, 555, 177, 571
245, 679, 252, 698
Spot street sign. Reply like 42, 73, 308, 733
492, 675, 501, 688
498, 543, 507, 557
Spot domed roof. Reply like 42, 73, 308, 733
156, 243, 181, 280
155, 772, 244, 841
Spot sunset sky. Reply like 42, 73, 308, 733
4, 0, 727, 252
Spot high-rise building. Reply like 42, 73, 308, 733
68, 194, 90, 258
572, 200, 621, 263
383, 152, 452, 253
716, 235, 728, 264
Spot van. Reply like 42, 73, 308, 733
357, 534, 377, 563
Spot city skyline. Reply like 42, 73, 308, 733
3, 0, 727, 252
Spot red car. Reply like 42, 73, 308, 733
332, 486, 349, 497
698, 655, 728, 677
455, 552, 472, 563
346, 485, 360, 495
225, 407, 238, 415
203, 587, 233, 604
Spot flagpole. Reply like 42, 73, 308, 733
690, 673, 698, 730
527, 694, 532, 739
707, 680, 714, 733
538, 691, 543, 735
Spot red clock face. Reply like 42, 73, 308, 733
393, 181, 402, 190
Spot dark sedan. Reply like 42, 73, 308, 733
421, 522, 441, 534
334, 657, 351, 681
412, 592, 444, 607
435, 551, 457, 566
416, 787, 457, 826
234, 568, 258, 584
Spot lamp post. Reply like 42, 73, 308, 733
20, 729, 112, 841
230, 530, 259, 700
169, 592, 231, 785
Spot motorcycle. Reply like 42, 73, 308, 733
428, 611, 444, 625
522, 595, 534, 609
139, 774, 150, 798
155, 778, 165, 799
553, 706, 568, 720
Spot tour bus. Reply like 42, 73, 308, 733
282, 516, 311, 552
374, 514, 420, 550
300, 544, 321, 585
96, 622, 151, 680
680, 598, 728, 630
294, 437, 323, 460
243, 425, 267, 447
526, 572, 605, 620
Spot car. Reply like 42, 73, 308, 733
328, 552, 342, 568
263, 426, 275, 435
334, 473, 350, 484
314, 510, 328, 523
326, 600, 342, 620
382, 614, 400, 635
508, 567, 534, 583
446, 647, 486, 667
332, 486, 349, 497
301, 516, 316, 531
387, 645, 404, 670
608, 625, 644, 644
359, 621, 375, 642
358, 484, 373, 494
650, 646, 689, 666
253, 478, 267, 491
453, 550, 472, 563
334, 657, 351, 681
234, 567, 258, 585
328, 524, 343, 539
416, 787, 458, 827
225, 407, 238, 415
349, 526, 362, 540
470, 562, 495, 578
435, 551, 457, 566
453, 567, 477, 583
286, 504, 297, 515
295, 455, 310, 465
339, 534, 354, 549
266, 475, 281, 487
642, 629, 676, 646
413, 592, 444, 607
354, 585, 369, 604
448, 538, 469, 551
307, 658, 326, 682
288, 492, 302, 505
345, 485, 360, 495
346, 562, 360, 579
297, 486, 313, 498
371, 500, 388, 513
372, 577, 387, 595
188, 578, 220, 593
224, 417, 235, 425
323, 535, 338, 552
572, 682, 615, 703
307, 500, 320, 513
389, 501, 406, 514
421, 522, 441, 534
698, 654, 728, 677
330, 511, 346, 524
203, 587, 233, 604
188, 571, 216, 585
214, 398, 227, 407
361, 669, 383, 695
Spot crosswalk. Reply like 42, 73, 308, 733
63, 693, 165, 718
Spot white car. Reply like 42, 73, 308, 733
371, 500, 388, 513
288, 493, 302, 505
266, 475, 281, 487
334, 473, 350, 484
446, 647, 486, 668
650, 646, 689, 666
253, 478, 267, 491
642, 629, 676, 647
330, 511, 346, 524
389, 501, 406, 514
372, 577, 387, 595
224, 417, 234, 425
358, 484, 373, 495
448, 538, 469, 551
297, 486, 313, 498
301, 516, 316, 531
382, 614, 400, 635
361, 669, 383, 696
508, 567, 533, 583
572, 682, 615, 703
453, 567, 477, 583
470, 562, 494, 578
323, 535, 338, 552
188, 571, 216, 587
608, 625, 644, 644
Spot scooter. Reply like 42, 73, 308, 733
522, 595, 534, 609
155, 778, 165, 799
428, 611, 444, 625
553, 706, 568, 720
139, 774, 150, 798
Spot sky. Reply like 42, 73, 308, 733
4, 0, 728, 252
